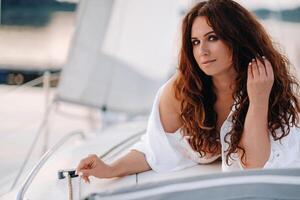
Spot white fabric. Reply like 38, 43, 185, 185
131, 84, 300, 172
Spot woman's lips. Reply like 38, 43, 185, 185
201, 59, 216, 65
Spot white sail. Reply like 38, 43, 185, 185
57, 0, 185, 114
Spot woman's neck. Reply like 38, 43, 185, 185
212, 73, 236, 97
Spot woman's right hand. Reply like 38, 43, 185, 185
76, 154, 114, 183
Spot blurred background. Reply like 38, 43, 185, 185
0, 0, 77, 85
0, 0, 299, 197
0, 0, 93, 196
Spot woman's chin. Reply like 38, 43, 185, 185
200, 68, 218, 76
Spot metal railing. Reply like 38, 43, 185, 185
1, 72, 60, 195
9, 102, 55, 192
100, 129, 145, 160
16, 130, 85, 200
1, 71, 146, 199
16, 128, 145, 200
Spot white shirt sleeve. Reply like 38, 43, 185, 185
130, 84, 219, 173
263, 125, 300, 168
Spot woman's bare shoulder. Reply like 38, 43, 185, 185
159, 73, 182, 133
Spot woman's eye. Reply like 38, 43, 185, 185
208, 35, 218, 41
192, 40, 200, 46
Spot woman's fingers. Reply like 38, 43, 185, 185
256, 57, 267, 77
76, 154, 98, 173
248, 61, 253, 79
77, 166, 92, 184
249, 56, 273, 80
247, 55, 274, 105
76, 157, 90, 173
81, 175, 90, 184
76, 154, 100, 183
263, 56, 274, 79
251, 58, 260, 78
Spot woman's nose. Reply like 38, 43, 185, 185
199, 42, 210, 56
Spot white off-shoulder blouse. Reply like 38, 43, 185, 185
131, 84, 300, 172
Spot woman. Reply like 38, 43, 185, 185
76, 0, 300, 183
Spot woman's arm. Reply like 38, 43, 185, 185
239, 57, 274, 168
241, 102, 270, 168
159, 73, 182, 133
76, 150, 151, 183
76, 73, 182, 181
110, 150, 151, 176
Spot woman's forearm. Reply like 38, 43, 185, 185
241, 56, 274, 168
240, 102, 271, 168
110, 150, 151, 177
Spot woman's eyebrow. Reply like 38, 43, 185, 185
191, 30, 215, 40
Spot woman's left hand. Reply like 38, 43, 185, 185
247, 56, 274, 107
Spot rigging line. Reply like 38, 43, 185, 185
0, 72, 60, 97
9, 102, 54, 191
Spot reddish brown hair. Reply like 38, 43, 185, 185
174, 0, 300, 165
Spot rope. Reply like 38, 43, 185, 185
65, 172, 82, 200
78, 176, 81, 199
66, 173, 73, 200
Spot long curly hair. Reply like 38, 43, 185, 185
174, 0, 300, 165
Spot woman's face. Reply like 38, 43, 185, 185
191, 16, 234, 77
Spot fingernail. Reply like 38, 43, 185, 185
249, 62, 252, 65
75, 170, 78, 175
252, 58, 255, 62
262, 56, 266, 59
